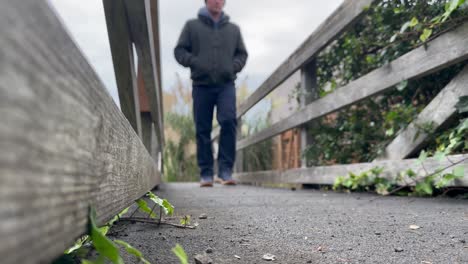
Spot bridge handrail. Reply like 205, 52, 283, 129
0, 1, 163, 263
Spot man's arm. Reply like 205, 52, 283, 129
174, 22, 194, 67
233, 28, 248, 73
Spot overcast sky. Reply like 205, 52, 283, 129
48, 0, 344, 107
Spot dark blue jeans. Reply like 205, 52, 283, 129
192, 82, 237, 180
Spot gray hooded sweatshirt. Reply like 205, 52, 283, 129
174, 7, 248, 86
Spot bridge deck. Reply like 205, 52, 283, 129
111, 183, 467, 264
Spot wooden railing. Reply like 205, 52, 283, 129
213, 0, 468, 186
0, 0, 163, 263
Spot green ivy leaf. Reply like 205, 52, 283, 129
442, 0, 465, 21
136, 199, 157, 218
420, 28, 433, 42
396, 80, 408, 91
405, 169, 417, 178
147, 192, 175, 216
416, 150, 428, 165
172, 244, 189, 264
81, 257, 105, 264
415, 181, 433, 196
64, 236, 89, 254
114, 240, 151, 264
409, 17, 419, 27
433, 151, 446, 162
457, 119, 468, 133
453, 166, 465, 178
385, 127, 395, 137
180, 215, 191, 226
88, 208, 123, 264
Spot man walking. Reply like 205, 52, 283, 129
174, 0, 248, 187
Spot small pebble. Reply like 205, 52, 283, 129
199, 214, 208, 219
194, 254, 213, 264
205, 247, 213, 254
262, 253, 276, 261
395, 247, 404, 252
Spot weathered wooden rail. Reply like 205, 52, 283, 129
0, 0, 163, 263
211, 0, 468, 185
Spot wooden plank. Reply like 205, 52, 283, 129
234, 155, 468, 187
149, 0, 163, 111
124, 0, 164, 149
137, 61, 151, 112
103, 0, 142, 137
236, 0, 375, 119
235, 118, 244, 173
0, 1, 160, 263
237, 22, 468, 150
379, 65, 468, 160
299, 60, 318, 168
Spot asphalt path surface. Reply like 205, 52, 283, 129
110, 183, 468, 264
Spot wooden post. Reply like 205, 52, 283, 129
300, 60, 318, 168
103, 0, 142, 137
124, 0, 164, 150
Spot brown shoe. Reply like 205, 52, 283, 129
200, 181, 214, 187
222, 179, 236, 186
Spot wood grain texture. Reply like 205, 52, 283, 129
238, 22, 468, 150
149, 0, 164, 118
124, 0, 164, 150
300, 60, 318, 168
103, 0, 142, 136
0, 1, 160, 263
378, 65, 468, 160
234, 155, 468, 187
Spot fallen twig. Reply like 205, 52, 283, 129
119, 217, 197, 229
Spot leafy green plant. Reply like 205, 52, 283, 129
172, 244, 189, 264
114, 240, 150, 264
164, 112, 199, 182
180, 215, 191, 226
334, 149, 466, 197
82, 207, 124, 264
57, 192, 175, 264
302, 0, 467, 167
147, 192, 175, 216
333, 167, 391, 194
136, 199, 157, 218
